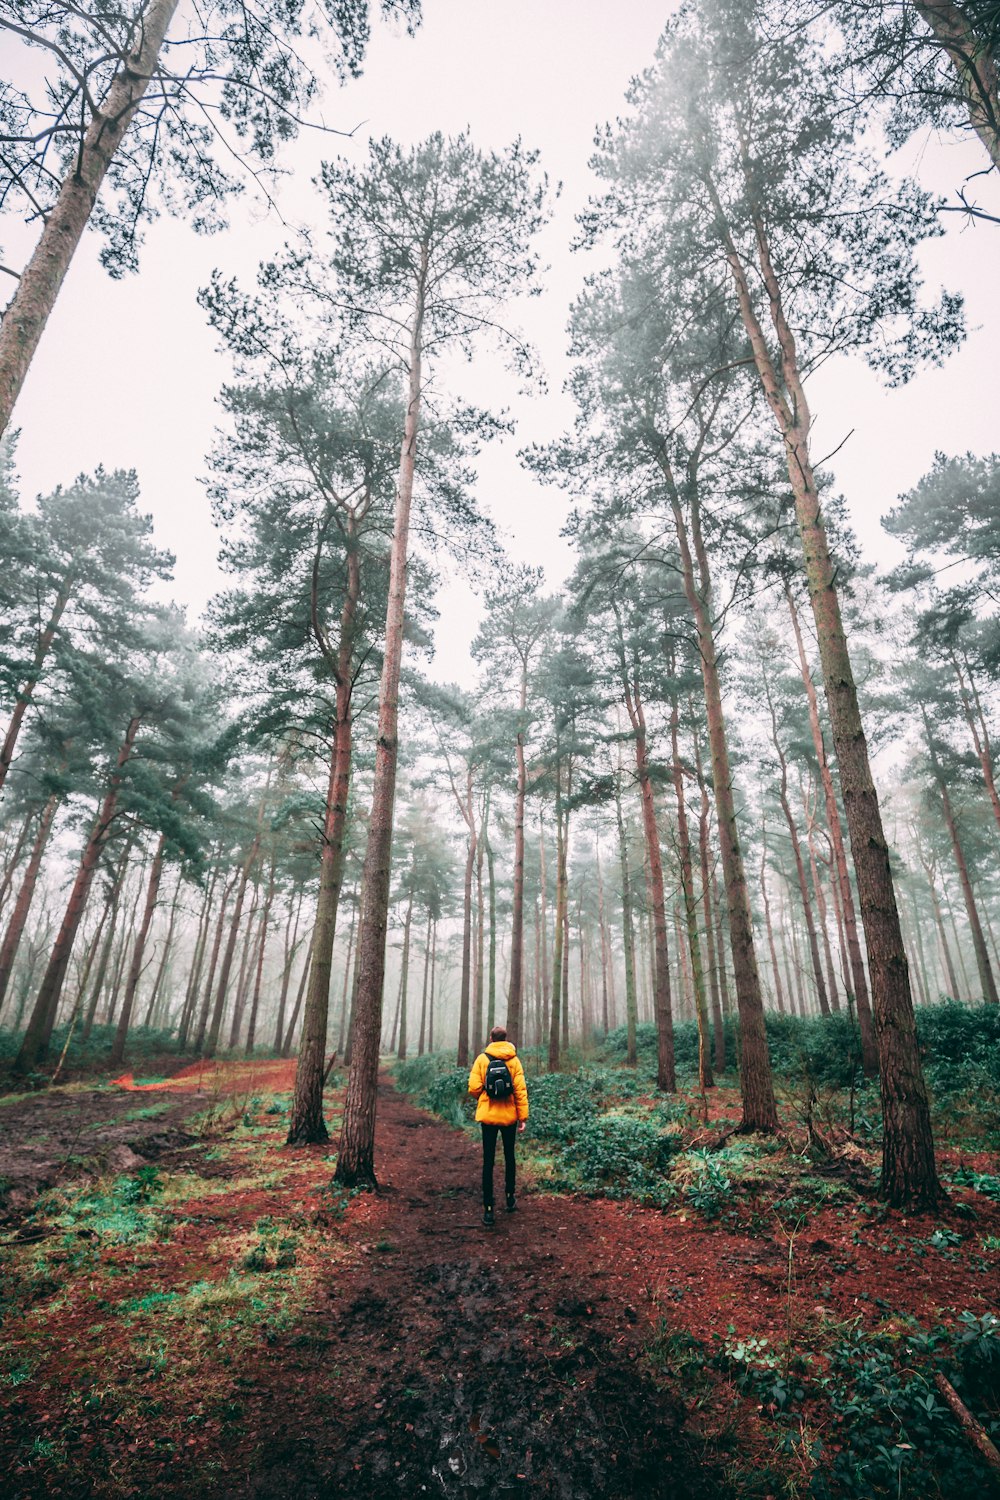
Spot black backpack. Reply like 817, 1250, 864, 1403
483, 1052, 515, 1100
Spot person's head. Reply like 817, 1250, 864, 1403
489, 1026, 507, 1043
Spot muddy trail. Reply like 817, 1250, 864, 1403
226, 1078, 725, 1500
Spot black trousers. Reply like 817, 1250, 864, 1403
481, 1122, 517, 1206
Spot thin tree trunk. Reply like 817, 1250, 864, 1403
336, 895, 356, 1054
508, 662, 529, 1042
275, 888, 305, 1054
0, 791, 59, 1014
245, 856, 276, 1055
764, 676, 831, 1017
178, 862, 219, 1050
203, 839, 258, 1058
283, 930, 315, 1060
486, 831, 497, 1034
428, 917, 437, 1054
473, 820, 485, 1049
397, 890, 413, 1059
0, 806, 38, 916
787, 584, 876, 1069
669, 687, 713, 1088
0, 0, 182, 437
694, 729, 726, 1072
539, 810, 551, 1038
548, 794, 568, 1073
81, 841, 133, 1041
15, 716, 140, 1072
110, 833, 166, 1065
669, 491, 775, 1128
417, 907, 432, 1055
621, 662, 675, 1090
193, 871, 237, 1053
759, 836, 786, 1015
923, 708, 1000, 1005
146, 876, 182, 1028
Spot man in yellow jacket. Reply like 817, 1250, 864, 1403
467, 1025, 529, 1228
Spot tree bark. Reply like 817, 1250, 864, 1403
203, 838, 259, 1058
397, 890, 413, 1059
417, 907, 432, 1055
0, 0, 182, 437
15, 716, 140, 1072
786, 585, 876, 1069
110, 833, 165, 1065
336, 252, 426, 1187
694, 729, 726, 1072
0, 791, 59, 1015
721, 190, 940, 1202
245, 856, 276, 1054
669, 688, 713, 1088
621, 664, 675, 1091
759, 837, 786, 1016
669, 492, 776, 1127
914, 0, 1000, 173
922, 708, 1000, 1005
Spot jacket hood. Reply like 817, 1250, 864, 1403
485, 1042, 516, 1059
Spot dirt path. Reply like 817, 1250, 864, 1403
223, 1077, 723, 1500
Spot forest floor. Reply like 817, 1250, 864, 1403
0, 1059, 998, 1498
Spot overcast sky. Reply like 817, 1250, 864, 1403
6, 0, 1000, 688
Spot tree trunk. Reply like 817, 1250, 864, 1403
274, 888, 305, 1053
245, 856, 276, 1054
507, 663, 529, 1041
486, 832, 497, 1034
473, 820, 485, 1049
193, 871, 237, 1053
806, 815, 842, 1013
397, 890, 414, 1059
548, 796, 568, 1073
417, 907, 432, 1055
203, 838, 259, 1058
177, 862, 219, 1050
0, 791, 59, 1015
694, 729, 726, 1073
283, 929, 315, 1059
428, 917, 437, 1054
669, 689, 713, 1088
0, 584, 74, 793
146, 876, 182, 1028
759, 837, 786, 1015
722, 194, 940, 1202
923, 709, 1000, 1005
110, 833, 165, 1065
539, 810, 551, 1040
914, 0, 1000, 173
0, 0, 182, 437
457, 803, 476, 1067
81, 841, 133, 1041
336, 257, 426, 1187
0, 806, 38, 917
336, 894, 356, 1054
669, 493, 776, 1128
15, 716, 140, 1072
622, 668, 675, 1090
786, 584, 877, 1069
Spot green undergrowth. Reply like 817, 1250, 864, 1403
649, 1308, 1000, 1498
395, 1004, 1000, 1224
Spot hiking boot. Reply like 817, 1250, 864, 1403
483, 1206, 495, 1228
506, 1194, 517, 1213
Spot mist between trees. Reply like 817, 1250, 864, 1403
0, 0, 998, 1213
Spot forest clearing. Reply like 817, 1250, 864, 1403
1, 0, 1000, 1494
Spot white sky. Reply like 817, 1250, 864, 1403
6, 0, 1000, 689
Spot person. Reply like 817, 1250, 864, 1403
467, 1025, 529, 1228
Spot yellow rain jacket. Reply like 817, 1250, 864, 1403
468, 1041, 529, 1126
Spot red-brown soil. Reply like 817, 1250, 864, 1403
2, 1065, 998, 1498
